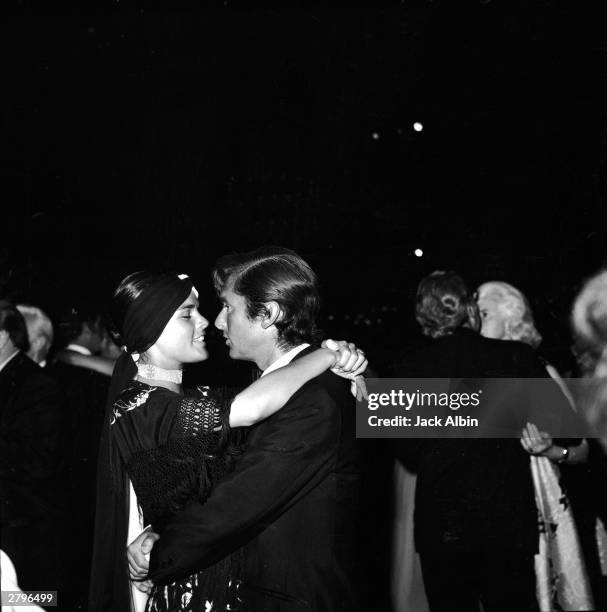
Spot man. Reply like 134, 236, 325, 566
129, 247, 362, 611
16, 304, 54, 367
0, 301, 68, 602
48, 304, 109, 610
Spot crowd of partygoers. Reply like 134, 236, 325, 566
2, 245, 607, 612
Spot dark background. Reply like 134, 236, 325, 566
2, 0, 606, 376
2, 4, 605, 606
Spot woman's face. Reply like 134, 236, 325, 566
146, 290, 209, 368
477, 294, 508, 340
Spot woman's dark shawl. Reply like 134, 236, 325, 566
89, 274, 193, 612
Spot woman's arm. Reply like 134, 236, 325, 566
542, 439, 589, 464
521, 422, 589, 464
229, 345, 366, 427
54, 350, 116, 376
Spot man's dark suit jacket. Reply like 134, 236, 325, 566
0, 351, 66, 522
0, 351, 68, 592
48, 360, 108, 515
395, 328, 575, 555
150, 346, 361, 611
47, 359, 109, 606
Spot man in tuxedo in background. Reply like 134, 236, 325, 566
48, 303, 109, 610
0, 301, 68, 605
50, 304, 108, 494
16, 303, 54, 367
130, 247, 364, 611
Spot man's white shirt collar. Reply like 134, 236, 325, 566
0, 350, 20, 373
66, 344, 92, 356
261, 343, 310, 377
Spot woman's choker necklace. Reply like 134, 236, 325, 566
137, 362, 183, 384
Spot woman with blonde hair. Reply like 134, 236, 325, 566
476, 282, 543, 348
572, 269, 607, 380
477, 280, 593, 611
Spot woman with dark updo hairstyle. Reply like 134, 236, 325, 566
88, 271, 367, 612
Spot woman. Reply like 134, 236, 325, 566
571, 269, 607, 609
572, 268, 607, 381
477, 280, 593, 611
88, 271, 367, 612
477, 281, 588, 461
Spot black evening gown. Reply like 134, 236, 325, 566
89, 380, 240, 612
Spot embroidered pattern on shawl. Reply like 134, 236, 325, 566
110, 387, 157, 424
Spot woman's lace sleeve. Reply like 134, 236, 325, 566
127, 387, 238, 531
175, 386, 235, 443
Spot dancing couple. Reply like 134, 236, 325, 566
88, 247, 367, 612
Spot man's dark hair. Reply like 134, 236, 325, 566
56, 302, 103, 348
0, 300, 30, 352
213, 246, 320, 348
415, 270, 479, 339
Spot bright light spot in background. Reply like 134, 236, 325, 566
414, 249, 423, 257
371, 132, 380, 140
413, 122, 423, 132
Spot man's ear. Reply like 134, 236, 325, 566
30, 335, 44, 354
466, 303, 481, 333
260, 301, 283, 330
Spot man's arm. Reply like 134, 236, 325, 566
148, 382, 346, 585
